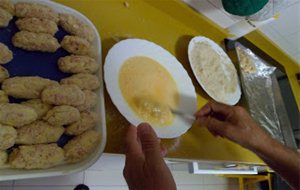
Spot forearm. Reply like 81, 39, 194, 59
251, 136, 300, 190
195, 102, 300, 189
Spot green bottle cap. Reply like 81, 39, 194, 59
222, 0, 268, 16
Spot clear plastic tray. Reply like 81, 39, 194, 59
0, 0, 106, 181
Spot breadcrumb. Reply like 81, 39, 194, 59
0, 7, 12, 28
2, 76, 59, 99
16, 18, 58, 35
12, 31, 60, 53
0, 90, 8, 104
0, 124, 17, 150
58, 55, 99, 74
0, 42, 13, 64
43, 105, 80, 126
9, 144, 64, 169
76, 90, 97, 111
0, 66, 9, 83
0, 103, 38, 127
64, 130, 100, 163
41, 84, 85, 106
65, 111, 98, 135
21, 99, 52, 119
60, 73, 100, 90
61, 35, 96, 57
15, 2, 59, 22
59, 14, 95, 42
0, 0, 15, 15
16, 120, 64, 145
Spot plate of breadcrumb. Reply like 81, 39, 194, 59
0, 0, 106, 181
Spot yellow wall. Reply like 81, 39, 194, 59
53, 0, 299, 164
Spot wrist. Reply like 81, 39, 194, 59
247, 130, 274, 155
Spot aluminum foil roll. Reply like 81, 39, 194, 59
235, 43, 285, 144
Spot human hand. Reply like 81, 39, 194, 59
195, 101, 270, 151
123, 123, 176, 190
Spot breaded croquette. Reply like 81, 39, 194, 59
16, 18, 58, 35
65, 111, 97, 136
61, 73, 100, 90
0, 42, 13, 64
41, 84, 85, 106
0, 103, 38, 127
59, 13, 95, 42
9, 143, 64, 169
16, 121, 64, 145
64, 130, 100, 163
12, 31, 60, 52
58, 55, 99, 74
76, 90, 97, 111
0, 124, 17, 150
21, 99, 52, 119
43, 105, 80, 126
15, 2, 59, 22
2, 76, 58, 99
61, 35, 96, 57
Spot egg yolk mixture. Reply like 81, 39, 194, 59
119, 56, 179, 126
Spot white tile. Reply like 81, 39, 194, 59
172, 171, 203, 185
259, 25, 282, 40
167, 163, 174, 171
260, 22, 300, 58
177, 185, 205, 190
183, 0, 237, 28
13, 187, 73, 190
0, 180, 13, 186
203, 184, 239, 190
285, 31, 300, 52
292, 53, 300, 64
87, 154, 125, 171
287, 0, 300, 7
171, 163, 189, 172
84, 171, 127, 186
202, 175, 237, 185
0, 186, 12, 190
207, 0, 222, 8
269, 2, 300, 36
89, 186, 128, 190
272, 37, 299, 56
14, 172, 84, 186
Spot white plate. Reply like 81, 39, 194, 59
0, 0, 106, 181
104, 39, 197, 139
188, 36, 241, 105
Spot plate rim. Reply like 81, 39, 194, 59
188, 36, 241, 105
104, 38, 197, 138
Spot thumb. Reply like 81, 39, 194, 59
137, 123, 163, 163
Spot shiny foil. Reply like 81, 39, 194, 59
235, 43, 285, 144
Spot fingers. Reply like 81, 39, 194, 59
137, 123, 164, 163
125, 124, 143, 157
160, 146, 168, 157
195, 103, 212, 118
210, 101, 233, 118
157, 139, 168, 156
198, 116, 228, 137
123, 125, 144, 186
195, 101, 233, 119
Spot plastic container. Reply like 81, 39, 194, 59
0, 0, 107, 181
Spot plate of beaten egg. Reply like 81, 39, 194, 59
104, 39, 197, 139
0, 0, 106, 181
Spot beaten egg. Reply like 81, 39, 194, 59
119, 56, 179, 126
104, 39, 197, 138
